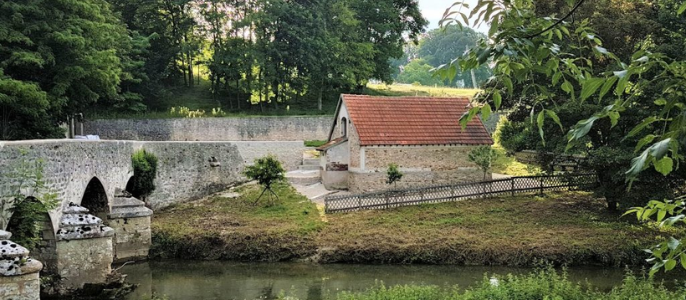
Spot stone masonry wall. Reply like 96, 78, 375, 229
84, 116, 332, 141
348, 145, 487, 193
0, 140, 306, 231
363, 145, 479, 171
348, 169, 486, 194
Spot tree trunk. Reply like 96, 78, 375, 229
318, 78, 324, 111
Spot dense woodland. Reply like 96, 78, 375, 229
0, 0, 427, 139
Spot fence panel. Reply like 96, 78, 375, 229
324, 174, 597, 213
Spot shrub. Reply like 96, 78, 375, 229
130, 150, 158, 199
386, 163, 403, 187
244, 155, 285, 205
468, 146, 498, 180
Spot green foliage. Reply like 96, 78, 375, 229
386, 163, 403, 186
468, 146, 499, 180
439, 0, 686, 275
0, 0, 131, 139
244, 155, 286, 190
335, 268, 685, 300
396, 59, 445, 86
2, 150, 59, 250
130, 150, 158, 199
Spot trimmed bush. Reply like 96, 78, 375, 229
130, 149, 158, 199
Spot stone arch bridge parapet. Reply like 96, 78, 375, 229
0, 139, 306, 233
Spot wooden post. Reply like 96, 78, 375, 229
385, 193, 389, 209
511, 178, 515, 197
539, 176, 544, 195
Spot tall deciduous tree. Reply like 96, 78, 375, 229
0, 0, 128, 139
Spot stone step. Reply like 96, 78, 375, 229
303, 158, 319, 166
286, 170, 321, 186
298, 164, 320, 171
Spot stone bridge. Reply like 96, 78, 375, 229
0, 139, 306, 237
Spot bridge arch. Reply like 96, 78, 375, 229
80, 177, 111, 220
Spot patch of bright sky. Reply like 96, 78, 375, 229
418, 0, 489, 33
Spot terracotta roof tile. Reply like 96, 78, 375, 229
342, 94, 493, 146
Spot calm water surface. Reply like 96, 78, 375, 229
121, 261, 683, 300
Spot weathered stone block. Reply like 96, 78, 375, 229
55, 236, 113, 290
0, 272, 40, 300
108, 215, 151, 262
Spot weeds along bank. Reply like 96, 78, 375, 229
330, 268, 685, 300
150, 188, 676, 267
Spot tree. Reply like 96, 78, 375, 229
438, 0, 686, 274
386, 163, 403, 187
395, 59, 445, 86
349, 0, 428, 83
244, 155, 285, 205
468, 146, 498, 180
0, 0, 129, 139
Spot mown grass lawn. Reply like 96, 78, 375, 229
151, 183, 679, 267
318, 192, 680, 266
365, 83, 480, 98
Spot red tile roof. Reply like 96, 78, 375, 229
341, 94, 493, 146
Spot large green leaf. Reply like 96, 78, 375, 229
580, 77, 605, 101
655, 157, 674, 176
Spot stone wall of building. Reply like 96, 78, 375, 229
348, 169, 486, 194
0, 140, 307, 231
84, 116, 332, 141
346, 145, 487, 193
363, 145, 479, 171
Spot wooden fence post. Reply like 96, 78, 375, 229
385, 193, 389, 209
511, 178, 515, 197
539, 176, 544, 195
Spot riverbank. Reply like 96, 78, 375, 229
150, 184, 679, 266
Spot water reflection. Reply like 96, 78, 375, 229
121, 261, 660, 300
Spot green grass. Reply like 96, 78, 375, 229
305, 140, 328, 147
365, 83, 480, 98
150, 182, 324, 261
151, 183, 683, 266
317, 192, 681, 266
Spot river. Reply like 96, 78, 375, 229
119, 261, 674, 300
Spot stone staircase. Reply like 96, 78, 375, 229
286, 154, 321, 186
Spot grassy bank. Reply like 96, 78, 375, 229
150, 183, 324, 261
317, 192, 675, 266
151, 185, 678, 266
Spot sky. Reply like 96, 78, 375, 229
418, 0, 487, 33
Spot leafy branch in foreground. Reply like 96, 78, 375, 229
437, 0, 686, 275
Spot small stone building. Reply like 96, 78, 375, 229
317, 94, 493, 193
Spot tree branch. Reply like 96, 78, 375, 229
525, 0, 586, 38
